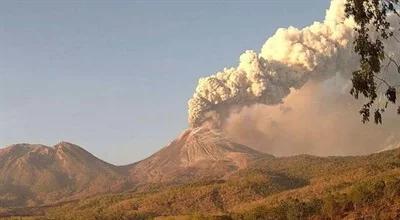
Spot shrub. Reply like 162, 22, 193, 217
349, 180, 385, 205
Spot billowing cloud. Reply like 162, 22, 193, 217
188, 0, 356, 127
186, 0, 400, 156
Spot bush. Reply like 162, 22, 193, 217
349, 180, 385, 205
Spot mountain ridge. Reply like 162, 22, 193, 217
4, 147, 400, 219
0, 128, 263, 207
0, 142, 129, 207
3, 130, 399, 219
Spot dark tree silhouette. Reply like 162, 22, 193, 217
345, 0, 400, 124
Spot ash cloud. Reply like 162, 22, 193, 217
222, 77, 400, 156
186, 0, 400, 155
188, 0, 356, 127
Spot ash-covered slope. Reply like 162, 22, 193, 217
0, 142, 129, 207
128, 127, 263, 183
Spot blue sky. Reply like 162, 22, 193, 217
0, 0, 330, 165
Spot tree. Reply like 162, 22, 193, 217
345, 0, 400, 124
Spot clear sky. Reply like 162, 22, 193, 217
0, 0, 330, 165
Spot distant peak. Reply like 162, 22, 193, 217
53, 142, 89, 156
0, 142, 86, 155
54, 141, 78, 148
2, 143, 49, 152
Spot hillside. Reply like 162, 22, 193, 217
0, 142, 129, 207
127, 127, 262, 184
0, 128, 263, 209
5, 148, 400, 219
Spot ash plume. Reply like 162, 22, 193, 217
188, 0, 357, 128
222, 78, 400, 156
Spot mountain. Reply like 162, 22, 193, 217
0, 142, 129, 207
127, 127, 262, 183
0, 128, 261, 208
35, 148, 400, 220
3, 133, 400, 219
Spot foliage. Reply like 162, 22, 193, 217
345, 0, 400, 123
237, 175, 400, 219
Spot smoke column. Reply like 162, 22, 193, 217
188, 0, 357, 128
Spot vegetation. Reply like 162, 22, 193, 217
3, 149, 400, 219
345, 0, 400, 123
235, 174, 400, 219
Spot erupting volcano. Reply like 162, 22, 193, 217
128, 127, 262, 183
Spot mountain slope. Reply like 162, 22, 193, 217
4, 132, 400, 219
37, 148, 400, 220
127, 127, 263, 183
0, 129, 262, 208
0, 142, 129, 207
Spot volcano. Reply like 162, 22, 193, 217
0, 128, 261, 207
127, 127, 262, 183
